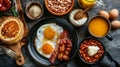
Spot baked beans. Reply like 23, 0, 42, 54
46, 0, 72, 13
79, 38, 104, 63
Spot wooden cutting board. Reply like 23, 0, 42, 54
0, 0, 28, 66
9, 0, 28, 65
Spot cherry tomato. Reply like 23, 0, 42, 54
6, 2, 11, 10
3, 0, 10, 3
0, 0, 11, 11
0, 0, 3, 3
0, 3, 2, 7
0, 6, 6, 11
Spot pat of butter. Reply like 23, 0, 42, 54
88, 46, 99, 56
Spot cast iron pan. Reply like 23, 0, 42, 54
28, 17, 79, 66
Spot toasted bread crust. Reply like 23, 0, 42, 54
0, 17, 24, 45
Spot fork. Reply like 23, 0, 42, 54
0, 45, 20, 60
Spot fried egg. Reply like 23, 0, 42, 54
37, 23, 63, 44
35, 23, 63, 58
35, 38, 55, 58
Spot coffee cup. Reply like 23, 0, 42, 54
88, 15, 113, 41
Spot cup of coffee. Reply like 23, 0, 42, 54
88, 15, 113, 41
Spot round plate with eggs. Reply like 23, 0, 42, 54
28, 17, 79, 66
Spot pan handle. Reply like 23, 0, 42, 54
105, 34, 113, 41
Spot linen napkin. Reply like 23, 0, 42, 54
0, 55, 17, 67
67, 30, 120, 67
101, 30, 120, 66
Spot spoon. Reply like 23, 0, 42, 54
0, 45, 20, 59
74, 7, 91, 20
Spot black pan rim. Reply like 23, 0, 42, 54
27, 17, 79, 66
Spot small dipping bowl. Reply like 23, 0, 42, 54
78, 38, 105, 64
69, 9, 89, 27
78, 0, 96, 9
25, 2, 43, 20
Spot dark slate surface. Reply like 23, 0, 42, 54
0, 0, 120, 67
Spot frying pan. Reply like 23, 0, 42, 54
28, 17, 79, 66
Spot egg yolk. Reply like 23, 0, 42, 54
41, 43, 53, 54
43, 26, 56, 40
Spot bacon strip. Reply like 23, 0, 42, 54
49, 30, 72, 64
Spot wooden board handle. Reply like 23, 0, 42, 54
16, 50, 25, 65
9, 40, 26, 65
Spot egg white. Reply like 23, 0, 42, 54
35, 23, 63, 58
37, 23, 63, 44
35, 38, 55, 58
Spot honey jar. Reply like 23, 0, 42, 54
78, 0, 96, 9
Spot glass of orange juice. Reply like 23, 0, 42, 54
78, 0, 96, 9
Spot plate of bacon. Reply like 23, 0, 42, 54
28, 17, 79, 66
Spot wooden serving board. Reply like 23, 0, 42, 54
0, 0, 28, 66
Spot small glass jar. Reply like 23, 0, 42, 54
78, 0, 96, 9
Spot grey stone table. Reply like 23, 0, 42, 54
6, 0, 120, 67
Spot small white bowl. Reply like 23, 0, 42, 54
69, 9, 89, 27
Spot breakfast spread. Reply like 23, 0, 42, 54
0, 0, 120, 66
45, 0, 74, 16
69, 9, 88, 27
79, 38, 104, 63
0, 17, 24, 45
0, 0, 12, 11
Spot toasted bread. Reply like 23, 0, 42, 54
0, 17, 24, 45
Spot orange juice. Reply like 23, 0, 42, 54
89, 17, 109, 37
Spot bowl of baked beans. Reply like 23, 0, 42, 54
45, 0, 74, 16
79, 38, 105, 64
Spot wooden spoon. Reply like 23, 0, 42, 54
74, 7, 91, 20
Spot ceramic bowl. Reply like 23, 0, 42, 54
78, 38, 105, 64
45, 0, 74, 16
25, 2, 43, 20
